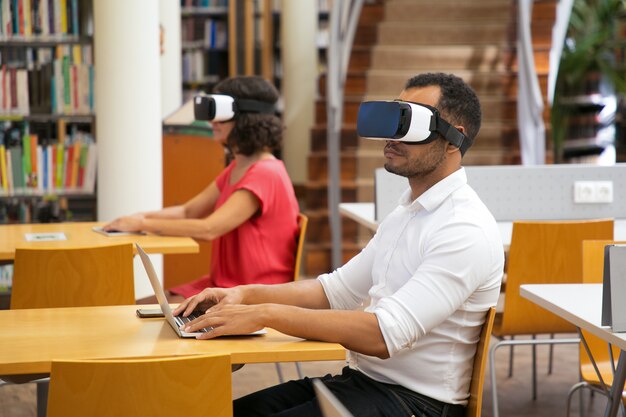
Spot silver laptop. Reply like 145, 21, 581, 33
135, 243, 265, 338
313, 379, 355, 417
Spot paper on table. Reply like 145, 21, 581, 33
24, 232, 67, 241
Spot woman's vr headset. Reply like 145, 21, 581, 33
356, 100, 470, 155
194, 93, 276, 122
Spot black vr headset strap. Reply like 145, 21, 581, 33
235, 99, 276, 115
431, 115, 469, 155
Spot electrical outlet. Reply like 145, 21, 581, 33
573, 181, 614, 204
594, 181, 613, 203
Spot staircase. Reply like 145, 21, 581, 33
303, 0, 556, 276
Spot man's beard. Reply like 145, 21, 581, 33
384, 140, 446, 178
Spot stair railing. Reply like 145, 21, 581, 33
326, 0, 365, 269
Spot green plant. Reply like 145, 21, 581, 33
551, 0, 626, 162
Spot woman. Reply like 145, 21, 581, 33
104, 76, 299, 298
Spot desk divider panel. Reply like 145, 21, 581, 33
375, 164, 626, 222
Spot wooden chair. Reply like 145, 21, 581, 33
467, 307, 497, 417
275, 213, 309, 383
564, 239, 626, 417
10, 243, 136, 309
4, 243, 136, 416
489, 219, 614, 417
46, 354, 232, 417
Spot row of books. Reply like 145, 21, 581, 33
182, 50, 206, 83
0, 134, 97, 196
0, 44, 94, 115
182, 18, 227, 49
0, 0, 82, 38
181, 0, 229, 7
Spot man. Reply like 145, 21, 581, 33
174, 72, 504, 417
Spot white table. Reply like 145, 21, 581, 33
520, 284, 626, 417
339, 202, 626, 246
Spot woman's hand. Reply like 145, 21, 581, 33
103, 213, 145, 232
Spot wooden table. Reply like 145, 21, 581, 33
521, 284, 626, 417
0, 304, 346, 376
0, 221, 199, 261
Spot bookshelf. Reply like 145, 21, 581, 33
181, 2, 229, 101
0, 0, 96, 298
0, 0, 96, 224
179, 0, 277, 100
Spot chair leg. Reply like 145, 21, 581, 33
566, 381, 589, 417
508, 335, 515, 378
532, 335, 537, 400
275, 363, 285, 384
37, 380, 49, 417
489, 339, 506, 417
294, 362, 304, 379
548, 333, 554, 374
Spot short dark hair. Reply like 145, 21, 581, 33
404, 73, 481, 154
213, 76, 283, 156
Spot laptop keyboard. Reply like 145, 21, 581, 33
174, 311, 213, 333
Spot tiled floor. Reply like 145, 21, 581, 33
0, 334, 611, 417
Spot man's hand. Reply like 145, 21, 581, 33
172, 286, 244, 317
103, 213, 145, 232
181, 304, 268, 340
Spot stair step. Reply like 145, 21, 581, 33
310, 124, 360, 152
353, 24, 379, 47
318, 72, 366, 96
315, 96, 363, 124
304, 242, 364, 276
385, 0, 513, 21
305, 209, 362, 244
347, 46, 373, 71
308, 151, 358, 181
377, 22, 509, 45
305, 181, 358, 210
371, 45, 508, 72
365, 69, 547, 97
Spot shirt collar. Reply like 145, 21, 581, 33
399, 168, 467, 212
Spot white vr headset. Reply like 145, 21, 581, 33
357, 100, 470, 155
194, 93, 276, 122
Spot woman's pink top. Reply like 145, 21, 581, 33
170, 158, 299, 298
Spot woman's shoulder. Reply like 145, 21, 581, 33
248, 158, 287, 175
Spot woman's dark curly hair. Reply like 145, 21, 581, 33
213, 76, 283, 156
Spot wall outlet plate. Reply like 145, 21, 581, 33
574, 180, 613, 204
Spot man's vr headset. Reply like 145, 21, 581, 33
356, 100, 470, 155
194, 94, 276, 122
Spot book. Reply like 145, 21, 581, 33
82, 142, 96, 193
69, 139, 80, 187
9, 145, 23, 193
0, 145, 7, 191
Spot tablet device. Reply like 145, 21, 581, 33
92, 226, 146, 237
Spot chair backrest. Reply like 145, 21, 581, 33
46, 354, 232, 417
467, 307, 496, 417
581, 239, 623, 378
293, 213, 309, 281
10, 243, 135, 309
497, 219, 613, 335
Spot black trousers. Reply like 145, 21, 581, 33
233, 366, 466, 417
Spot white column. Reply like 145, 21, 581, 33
160, 0, 182, 118
280, 0, 318, 184
94, 0, 162, 298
